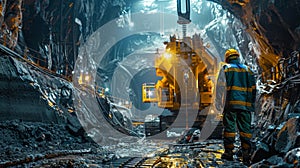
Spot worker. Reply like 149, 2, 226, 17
221, 48, 256, 166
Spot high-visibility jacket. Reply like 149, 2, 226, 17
223, 59, 256, 112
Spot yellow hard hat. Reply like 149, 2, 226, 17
225, 48, 239, 62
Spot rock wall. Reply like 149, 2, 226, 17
0, 54, 73, 123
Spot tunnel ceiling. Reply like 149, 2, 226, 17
79, 0, 256, 90
2, 0, 299, 83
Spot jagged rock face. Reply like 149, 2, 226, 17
210, 0, 300, 70
0, 0, 22, 49
0, 55, 73, 123
0, 56, 53, 121
252, 1, 300, 54
20, 0, 126, 74
22, 0, 79, 73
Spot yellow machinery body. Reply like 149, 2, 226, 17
142, 35, 216, 111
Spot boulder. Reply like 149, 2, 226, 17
275, 117, 300, 153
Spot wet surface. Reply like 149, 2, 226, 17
0, 120, 248, 168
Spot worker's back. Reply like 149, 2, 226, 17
223, 58, 256, 112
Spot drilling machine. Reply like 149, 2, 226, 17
142, 0, 219, 136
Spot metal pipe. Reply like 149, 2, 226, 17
177, 0, 191, 25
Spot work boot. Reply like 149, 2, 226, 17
242, 149, 251, 166
221, 149, 234, 161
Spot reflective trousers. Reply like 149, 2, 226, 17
223, 109, 252, 151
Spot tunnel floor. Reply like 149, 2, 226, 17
0, 120, 248, 168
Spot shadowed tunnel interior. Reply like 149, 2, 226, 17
0, 0, 300, 167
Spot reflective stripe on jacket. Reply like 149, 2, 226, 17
223, 59, 256, 111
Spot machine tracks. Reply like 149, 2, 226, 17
107, 157, 161, 168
